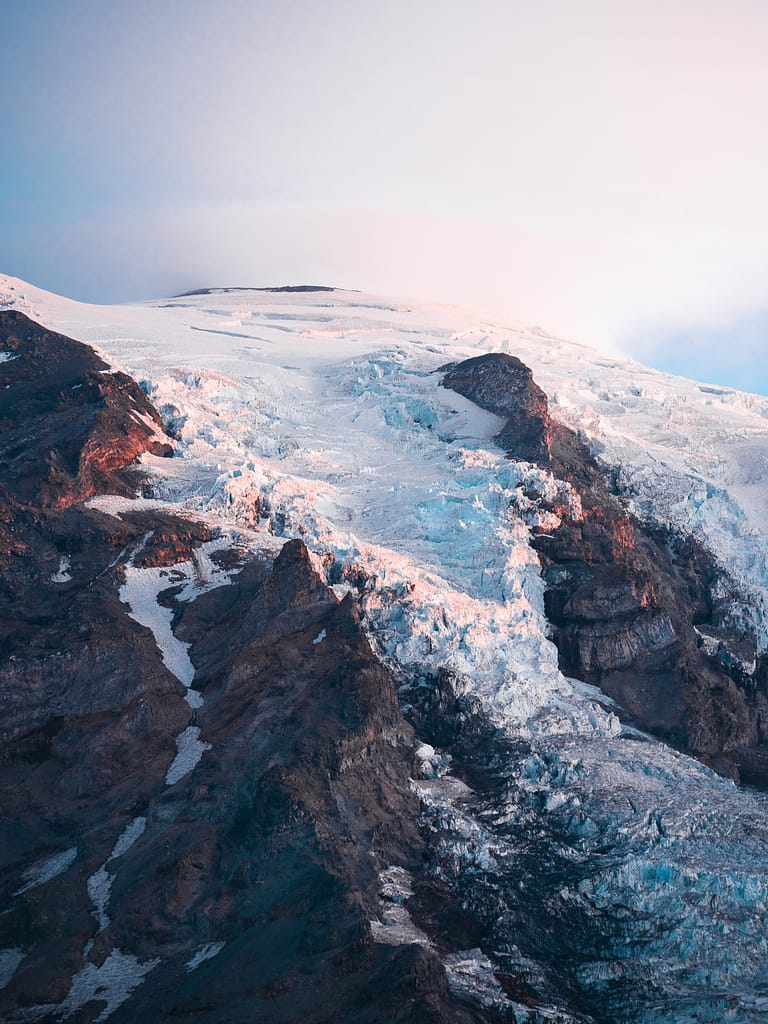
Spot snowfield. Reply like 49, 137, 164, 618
5, 274, 768, 686
6, 275, 768, 1020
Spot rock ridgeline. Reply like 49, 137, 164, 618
0, 310, 173, 514
443, 353, 768, 786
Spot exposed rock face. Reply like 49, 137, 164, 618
101, 542, 459, 1024
443, 354, 552, 462
0, 317, 491, 1022
443, 352, 768, 785
0, 310, 172, 512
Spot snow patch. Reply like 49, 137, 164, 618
58, 949, 159, 1022
370, 867, 430, 948
443, 949, 511, 1011
165, 726, 211, 786
414, 742, 450, 779
13, 847, 77, 896
120, 535, 233, 792
110, 816, 147, 860
85, 495, 170, 518
86, 817, 147, 933
87, 867, 112, 931
50, 556, 72, 583
119, 536, 239, 707
130, 406, 171, 447
186, 942, 225, 972
119, 562, 196, 688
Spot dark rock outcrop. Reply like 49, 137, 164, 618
443, 352, 768, 784
0, 310, 172, 513
443, 354, 552, 462
177, 284, 337, 296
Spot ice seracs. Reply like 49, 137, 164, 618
6, 274, 766, 705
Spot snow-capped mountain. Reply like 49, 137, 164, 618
3, 275, 768, 1023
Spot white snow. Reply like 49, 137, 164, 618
86, 495, 171, 517
443, 949, 511, 1011
57, 949, 159, 1022
413, 741, 450, 780
165, 726, 211, 785
371, 865, 512, 1017
311, 628, 326, 644
370, 865, 431, 948
369, 904, 431, 948
0, 351, 17, 363
85, 818, 147, 934
130, 406, 172, 448
13, 847, 77, 896
50, 556, 72, 583
119, 534, 239, 709
87, 867, 112, 931
185, 942, 225, 972
118, 530, 237, 796
119, 561, 195, 688
109, 816, 147, 860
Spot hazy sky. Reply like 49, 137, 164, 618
2, 0, 767, 391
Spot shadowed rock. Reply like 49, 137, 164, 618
443, 353, 552, 462
0, 310, 172, 511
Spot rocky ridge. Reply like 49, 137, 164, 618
443, 353, 768, 784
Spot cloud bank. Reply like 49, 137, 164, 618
1, 1, 767, 389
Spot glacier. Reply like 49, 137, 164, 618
4, 275, 768, 1020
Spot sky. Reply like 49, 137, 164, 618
1, 0, 767, 392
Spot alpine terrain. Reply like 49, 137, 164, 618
3, 275, 768, 1023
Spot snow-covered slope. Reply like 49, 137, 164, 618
5, 275, 768, 1020
4, 274, 768, 667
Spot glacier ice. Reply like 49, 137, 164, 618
5, 277, 768, 1018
